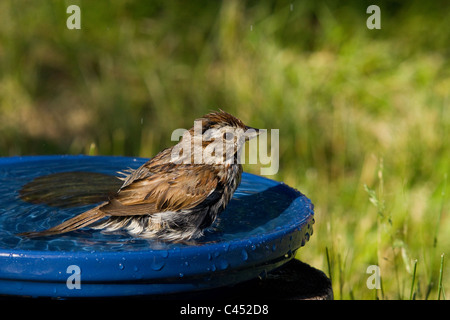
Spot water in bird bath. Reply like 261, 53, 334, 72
0, 156, 305, 253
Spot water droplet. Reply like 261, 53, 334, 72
272, 244, 277, 252
241, 249, 248, 261
211, 263, 217, 272
118, 263, 125, 270
207, 253, 212, 261
151, 257, 165, 271
219, 259, 229, 270
184, 261, 190, 267
284, 249, 293, 258
179, 273, 184, 278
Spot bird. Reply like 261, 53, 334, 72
19, 110, 261, 242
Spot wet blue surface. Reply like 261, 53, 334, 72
0, 155, 314, 297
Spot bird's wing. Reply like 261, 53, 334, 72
118, 148, 172, 190
100, 164, 220, 216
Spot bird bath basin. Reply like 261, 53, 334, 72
0, 155, 314, 297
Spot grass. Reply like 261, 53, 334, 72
409, 259, 417, 300
438, 254, 446, 300
0, 0, 449, 299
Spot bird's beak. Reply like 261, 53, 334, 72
244, 126, 263, 141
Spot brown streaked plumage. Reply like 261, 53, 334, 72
19, 110, 261, 241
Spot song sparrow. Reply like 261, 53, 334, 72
19, 110, 261, 241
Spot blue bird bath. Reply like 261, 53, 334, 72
0, 155, 314, 297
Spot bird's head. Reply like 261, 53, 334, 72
199, 110, 261, 141
174, 110, 262, 165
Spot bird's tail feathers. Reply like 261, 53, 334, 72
18, 205, 106, 238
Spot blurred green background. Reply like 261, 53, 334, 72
0, 0, 448, 299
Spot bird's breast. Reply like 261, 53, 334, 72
220, 163, 242, 206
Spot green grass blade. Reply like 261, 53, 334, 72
438, 253, 445, 300
409, 259, 418, 300
325, 246, 333, 284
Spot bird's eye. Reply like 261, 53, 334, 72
223, 132, 234, 141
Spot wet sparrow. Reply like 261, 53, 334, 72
19, 110, 261, 241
